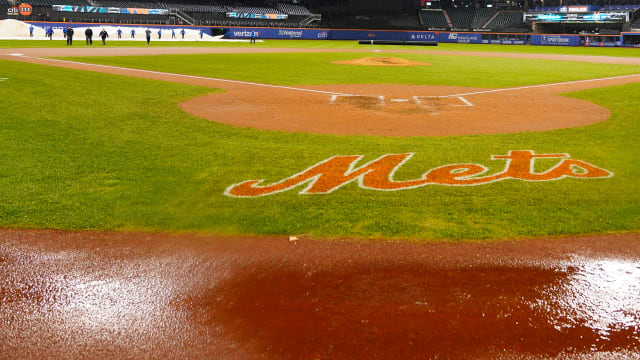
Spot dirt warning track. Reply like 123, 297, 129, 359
1, 229, 639, 359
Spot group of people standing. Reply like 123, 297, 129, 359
83, 28, 109, 46
33, 26, 206, 45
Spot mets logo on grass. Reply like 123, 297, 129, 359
224, 151, 613, 198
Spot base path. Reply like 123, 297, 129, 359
1, 229, 639, 359
2, 48, 639, 136
4, 46, 640, 65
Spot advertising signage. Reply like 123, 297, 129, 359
19, 3, 33, 16
52, 5, 168, 15
226, 12, 288, 20
524, 11, 628, 23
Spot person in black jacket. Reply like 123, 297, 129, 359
85, 28, 93, 46
66, 26, 74, 46
99, 29, 108, 45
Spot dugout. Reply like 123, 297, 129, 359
581, 34, 621, 47
621, 32, 640, 47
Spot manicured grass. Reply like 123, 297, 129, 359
0, 58, 638, 240
1, 38, 640, 57
62, 52, 640, 88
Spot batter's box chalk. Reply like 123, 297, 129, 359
330, 94, 385, 108
413, 96, 474, 107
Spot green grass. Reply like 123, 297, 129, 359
61, 52, 640, 88
1, 38, 640, 57
0, 57, 638, 240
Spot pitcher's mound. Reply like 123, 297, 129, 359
332, 57, 432, 66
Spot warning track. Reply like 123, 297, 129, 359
1, 229, 639, 359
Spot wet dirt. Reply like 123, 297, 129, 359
1, 229, 639, 359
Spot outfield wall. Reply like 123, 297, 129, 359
21, 21, 640, 47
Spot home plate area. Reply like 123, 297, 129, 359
329, 94, 473, 113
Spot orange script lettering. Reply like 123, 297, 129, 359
224, 150, 612, 197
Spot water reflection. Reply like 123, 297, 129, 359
538, 257, 640, 342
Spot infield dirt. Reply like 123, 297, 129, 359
3, 48, 639, 136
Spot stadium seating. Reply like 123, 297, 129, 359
420, 10, 449, 29
484, 11, 524, 31
446, 8, 495, 30
387, 14, 421, 28
276, 2, 312, 16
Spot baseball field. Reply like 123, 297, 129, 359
1, 40, 639, 358
1, 41, 639, 239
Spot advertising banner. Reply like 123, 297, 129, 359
438, 32, 482, 44
406, 32, 437, 42
530, 34, 580, 46
225, 12, 288, 20
224, 28, 436, 41
524, 11, 627, 22
52, 5, 168, 15
224, 28, 328, 39
18, 3, 32, 16
329, 29, 409, 41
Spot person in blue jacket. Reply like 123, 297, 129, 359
46, 27, 53, 40
29, 25, 34, 37
199, 29, 204, 39
130, 28, 136, 38
180, 29, 185, 39
157, 29, 162, 39
117, 28, 122, 39
171, 29, 175, 39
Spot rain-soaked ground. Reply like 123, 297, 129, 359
1, 229, 638, 359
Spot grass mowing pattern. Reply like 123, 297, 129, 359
0, 59, 638, 239
2, 39, 640, 58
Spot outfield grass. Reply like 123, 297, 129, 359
0, 57, 638, 240
1, 38, 640, 57
61, 52, 640, 88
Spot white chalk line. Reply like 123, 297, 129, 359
8, 54, 640, 101
413, 95, 474, 107
13, 54, 352, 96
444, 73, 640, 98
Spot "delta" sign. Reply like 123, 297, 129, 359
225, 150, 612, 197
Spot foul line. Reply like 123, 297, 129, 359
445, 73, 640, 98
12, 55, 352, 96
7, 54, 640, 100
